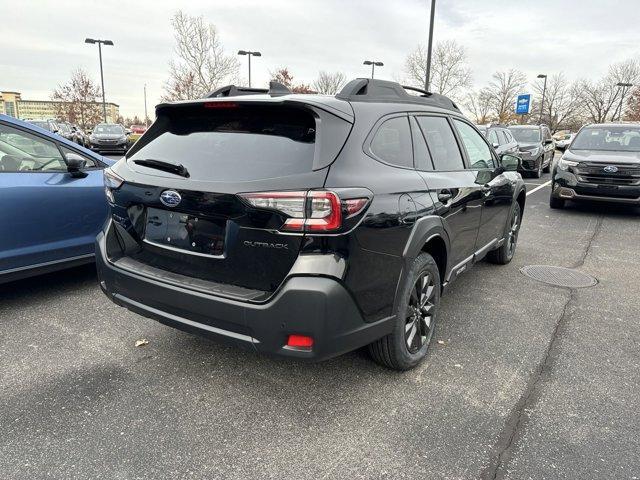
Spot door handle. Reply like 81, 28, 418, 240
437, 189, 452, 203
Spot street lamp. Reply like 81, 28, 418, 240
237, 50, 261, 87
143, 83, 148, 128
537, 74, 548, 124
85, 38, 114, 123
363, 60, 384, 79
425, 0, 436, 91
615, 82, 633, 122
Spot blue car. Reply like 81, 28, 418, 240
0, 114, 115, 283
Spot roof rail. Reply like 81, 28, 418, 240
336, 78, 460, 112
205, 81, 292, 99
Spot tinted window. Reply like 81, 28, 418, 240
453, 120, 494, 169
0, 123, 66, 172
410, 117, 433, 171
415, 116, 464, 171
371, 116, 413, 168
129, 105, 317, 181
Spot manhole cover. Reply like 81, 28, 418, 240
520, 265, 598, 288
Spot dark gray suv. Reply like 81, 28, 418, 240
509, 124, 555, 178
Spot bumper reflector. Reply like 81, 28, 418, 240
286, 334, 314, 349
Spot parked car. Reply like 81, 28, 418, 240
0, 114, 115, 283
550, 123, 640, 209
130, 124, 147, 134
476, 124, 519, 156
508, 124, 555, 178
70, 124, 90, 147
56, 121, 87, 147
96, 79, 525, 370
27, 119, 60, 135
555, 133, 575, 151
89, 123, 129, 154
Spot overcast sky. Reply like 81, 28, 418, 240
1, 0, 639, 118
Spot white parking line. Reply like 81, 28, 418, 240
526, 180, 552, 197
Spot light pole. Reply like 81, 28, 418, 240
143, 83, 148, 128
363, 60, 384, 79
85, 38, 113, 123
615, 82, 633, 121
237, 50, 261, 87
425, 0, 436, 91
537, 74, 548, 124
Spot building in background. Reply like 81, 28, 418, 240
0, 91, 120, 123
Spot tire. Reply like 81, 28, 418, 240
549, 195, 565, 209
532, 158, 543, 178
369, 253, 440, 370
487, 201, 521, 265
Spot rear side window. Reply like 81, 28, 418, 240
415, 116, 464, 171
487, 130, 499, 145
410, 117, 433, 171
370, 116, 413, 168
128, 104, 317, 181
453, 120, 494, 169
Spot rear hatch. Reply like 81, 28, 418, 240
106, 99, 353, 300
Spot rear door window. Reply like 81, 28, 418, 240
128, 104, 317, 181
453, 119, 495, 169
410, 117, 433, 171
370, 116, 413, 168
415, 116, 464, 171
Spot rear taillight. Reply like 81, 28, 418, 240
103, 168, 124, 203
240, 190, 369, 233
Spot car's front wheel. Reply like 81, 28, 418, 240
532, 157, 543, 178
369, 253, 440, 370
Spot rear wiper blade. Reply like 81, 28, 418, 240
133, 159, 190, 178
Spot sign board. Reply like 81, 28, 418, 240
516, 94, 531, 115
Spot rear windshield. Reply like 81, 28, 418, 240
128, 104, 317, 181
571, 126, 640, 152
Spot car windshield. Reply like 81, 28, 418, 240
571, 126, 640, 152
94, 125, 124, 135
509, 128, 540, 143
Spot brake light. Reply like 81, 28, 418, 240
239, 190, 369, 233
203, 101, 238, 109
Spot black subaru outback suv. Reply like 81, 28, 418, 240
97, 79, 526, 370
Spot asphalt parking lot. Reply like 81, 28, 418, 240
1, 155, 639, 479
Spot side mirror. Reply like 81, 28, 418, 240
65, 153, 88, 178
492, 142, 500, 149
544, 139, 553, 145
500, 154, 520, 172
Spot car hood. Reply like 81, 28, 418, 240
565, 149, 640, 164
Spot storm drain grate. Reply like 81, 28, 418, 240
520, 265, 598, 288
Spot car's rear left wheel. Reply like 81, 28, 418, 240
369, 253, 440, 370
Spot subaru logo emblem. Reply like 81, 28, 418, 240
603, 165, 618, 173
160, 190, 182, 207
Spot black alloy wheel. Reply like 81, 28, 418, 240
405, 272, 436, 353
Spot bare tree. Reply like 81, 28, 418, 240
312, 71, 347, 95
484, 69, 527, 123
575, 59, 640, 123
162, 11, 239, 101
464, 89, 493, 124
404, 40, 472, 100
270, 67, 314, 93
532, 73, 582, 132
51, 69, 103, 130
625, 87, 640, 121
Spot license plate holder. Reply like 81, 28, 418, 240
144, 208, 225, 256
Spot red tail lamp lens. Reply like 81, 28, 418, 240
306, 191, 342, 231
287, 335, 314, 348
204, 102, 238, 109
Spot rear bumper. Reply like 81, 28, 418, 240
95, 230, 393, 361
